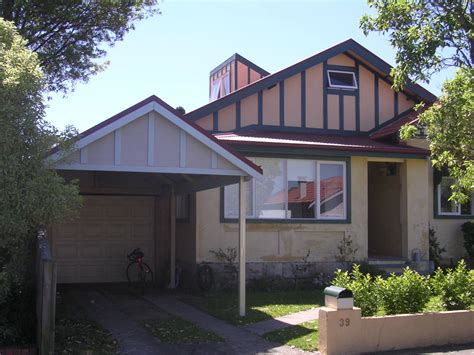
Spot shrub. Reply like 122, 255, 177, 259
431, 260, 474, 310
429, 227, 446, 268
377, 268, 430, 315
333, 264, 379, 316
461, 222, 474, 261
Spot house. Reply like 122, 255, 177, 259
50, 39, 473, 287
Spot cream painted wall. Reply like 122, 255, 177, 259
195, 156, 368, 263
400, 159, 430, 260
406, 138, 473, 261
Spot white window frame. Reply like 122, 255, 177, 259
223, 158, 347, 221
316, 161, 347, 220
437, 177, 462, 216
327, 70, 358, 90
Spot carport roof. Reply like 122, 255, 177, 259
50, 95, 263, 180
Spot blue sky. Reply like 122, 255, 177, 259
45, 0, 453, 132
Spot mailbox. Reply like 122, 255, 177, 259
324, 286, 354, 310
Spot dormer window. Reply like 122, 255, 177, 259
210, 73, 231, 101
327, 70, 357, 90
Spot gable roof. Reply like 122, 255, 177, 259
50, 95, 262, 178
186, 39, 437, 121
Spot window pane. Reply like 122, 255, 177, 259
439, 178, 458, 214
222, 74, 230, 96
287, 160, 315, 218
255, 158, 286, 219
328, 71, 356, 88
210, 78, 222, 101
319, 163, 344, 218
224, 181, 253, 218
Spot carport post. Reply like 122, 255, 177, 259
239, 176, 246, 316
170, 186, 176, 289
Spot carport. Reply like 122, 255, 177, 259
49, 95, 262, 315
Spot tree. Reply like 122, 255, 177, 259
1, 0, 160, 93
361, 0, 474, 203
0, 18, 81, 343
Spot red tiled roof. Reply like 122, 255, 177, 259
214, 131, 429, 155
264, 177, 342, 205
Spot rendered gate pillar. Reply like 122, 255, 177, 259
239, 176, 247, 316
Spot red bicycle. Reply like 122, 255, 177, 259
126, 248, 153, 294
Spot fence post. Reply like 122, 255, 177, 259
36, 229, 57, 355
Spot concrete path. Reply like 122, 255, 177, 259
145, 293, 316, 354
243, 308, 320, 336
69, 287, 166, 355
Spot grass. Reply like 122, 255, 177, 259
179, 289, 324, 325
55, 291, 119, 354
263, 320, 319, 352
141, 317, 224, 344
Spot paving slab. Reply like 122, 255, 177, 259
243, 308, 320, 336
145, 292, 317, 354
67, 286, 166, 355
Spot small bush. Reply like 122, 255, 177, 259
429, 227, 446, 268
333, 264, 379, 316
430, 260, 474, 310
377, 268, 430, 315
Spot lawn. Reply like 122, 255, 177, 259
142, 317, 224, 344
55, 291, 119, 354
179, 289, 324, 325
263, 320, 319, 352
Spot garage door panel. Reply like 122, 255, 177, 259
104, 223, 130, 239
52, 195, 155, 283
53, 223, 79, 238
81, 223, 105, 238
55, 243, 79, 260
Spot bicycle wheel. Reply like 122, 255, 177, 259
127, 262, 154, 292
197, 264, 214, 291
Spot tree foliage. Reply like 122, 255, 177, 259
361, 0, 474, 203
1, 0, 160, 93
0, 18, 81, 343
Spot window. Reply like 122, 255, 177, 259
223, 158, 347, 221
317, 162, 346, 219
327, 70, 357, 89
210, 73, 230, 101
437, 177, 474, 216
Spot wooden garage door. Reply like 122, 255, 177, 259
51, 195, 155, 283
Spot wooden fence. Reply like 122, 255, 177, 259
36, 230, 57, 355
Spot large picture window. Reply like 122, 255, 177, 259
223, 157, 347, 221
437, 176, 474, 217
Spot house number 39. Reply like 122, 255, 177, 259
339, 318, 350, 327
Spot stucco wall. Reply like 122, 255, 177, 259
406, 138, 473, 262
195, 156, 368, 263
319, 307, 474, 354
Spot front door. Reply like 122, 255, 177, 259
368, 162, 402, 258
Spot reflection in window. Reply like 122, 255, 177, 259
224, 180, 253, 218
176, 194, 189, 220
210, 77, 222, 101
255, 158, 286, 218
287, 160, 315, 218
223, 158, 347, 221
222, 74, 230, 96
318, 162, 345, 219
